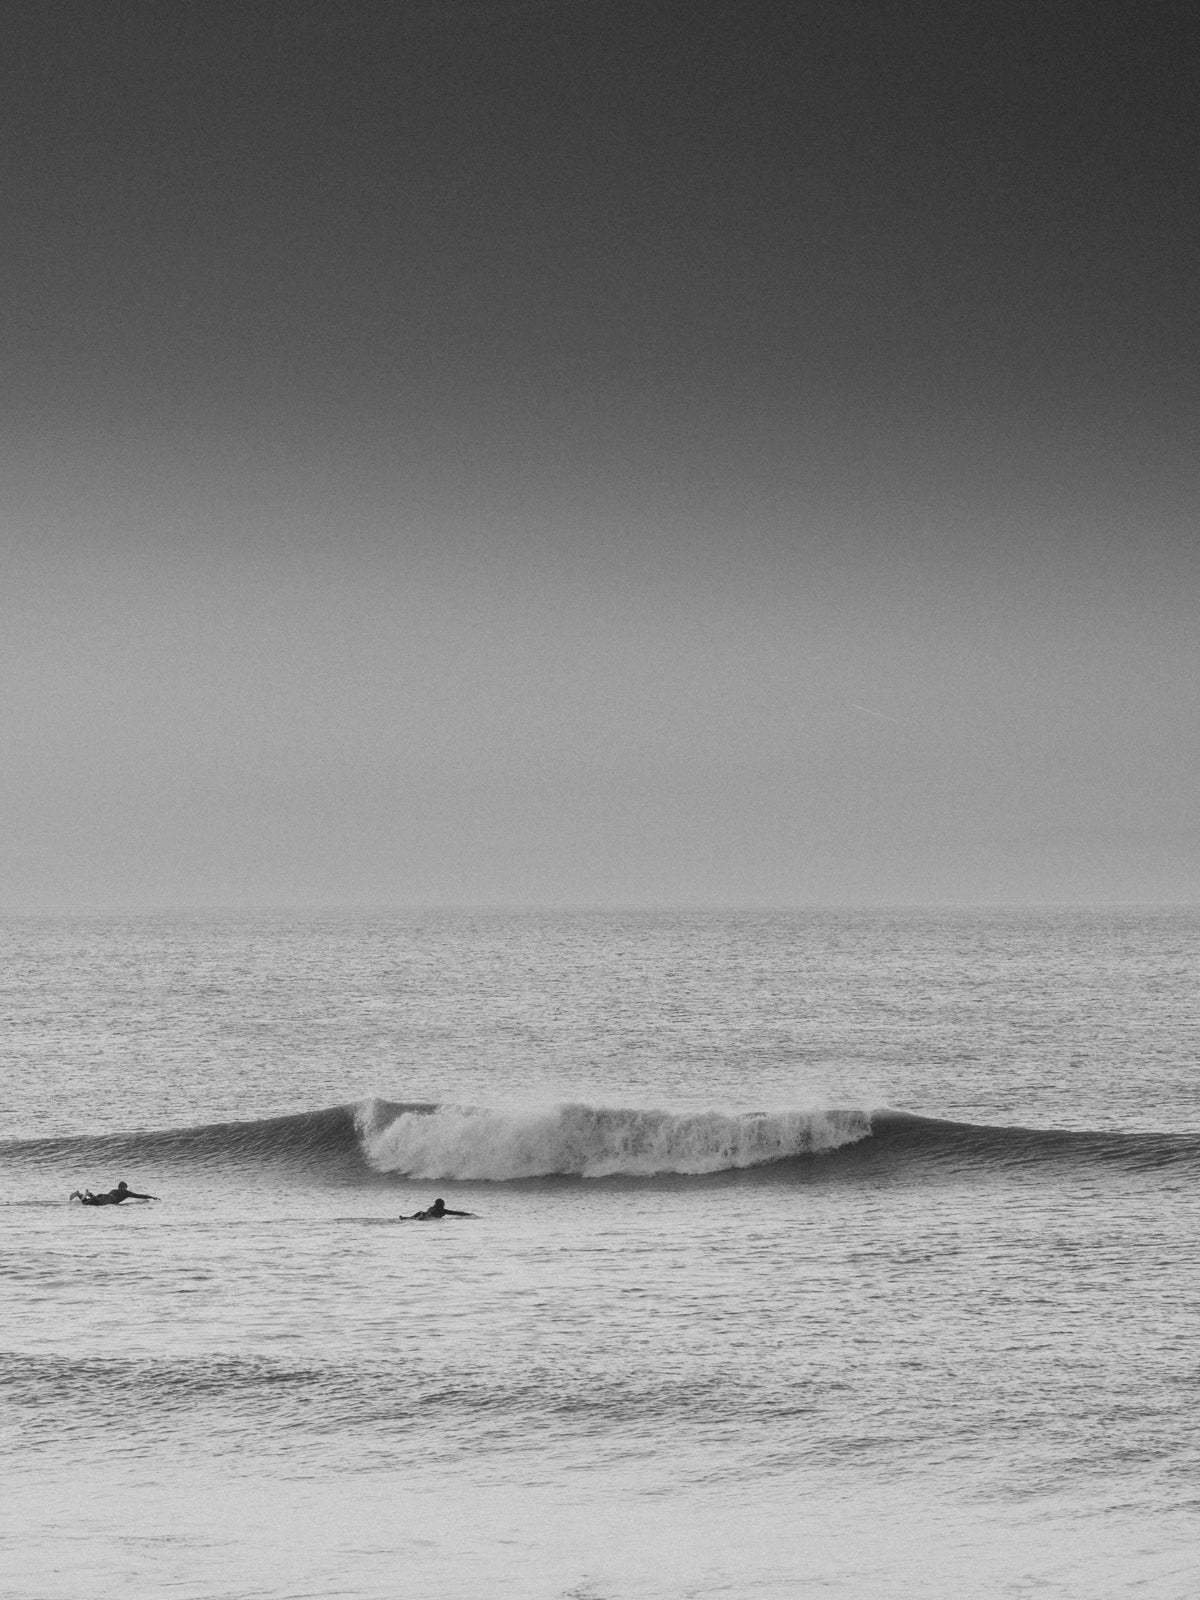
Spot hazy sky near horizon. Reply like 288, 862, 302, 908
3, 0, 1198, 908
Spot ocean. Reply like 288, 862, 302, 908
3, 908, 1198, 1598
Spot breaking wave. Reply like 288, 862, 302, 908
359, 1101, 870, 1180
3, 1099, 1199, 1185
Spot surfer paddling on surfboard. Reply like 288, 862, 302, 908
69, 1181, 159, 1206
400, 1197, 474, 1220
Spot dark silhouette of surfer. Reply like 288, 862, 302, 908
401, 1197, 473, 1220
70, 1181, 158, 1206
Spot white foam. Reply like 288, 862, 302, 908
359, 1101, 871, 1180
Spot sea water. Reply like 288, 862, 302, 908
2, 909, 1199, 1598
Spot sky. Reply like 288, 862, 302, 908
2, 0, 1198, 909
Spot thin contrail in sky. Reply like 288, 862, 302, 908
851, 703, 901, 724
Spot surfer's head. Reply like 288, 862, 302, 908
430, 1198, 445, 1215
117, 1181, 128, 1192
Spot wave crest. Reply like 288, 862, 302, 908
359, 1101, 872, 1180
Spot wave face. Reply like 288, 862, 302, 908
0, 1105, 404, 1182
864, 1110, 1200, 1174
4, 1101, 1200, 1185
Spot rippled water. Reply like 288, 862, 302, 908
3, 910, 1199, 1597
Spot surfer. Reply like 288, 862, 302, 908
401, 1197, 474, 1220
70, 1181, 159, 1206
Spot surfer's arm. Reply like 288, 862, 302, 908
125, 1190, 158, 1200
443, 1207, 474, 1216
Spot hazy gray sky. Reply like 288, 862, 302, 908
3, 0, 1198, 908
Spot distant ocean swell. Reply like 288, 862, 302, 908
5, 1101, 1200, 1184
